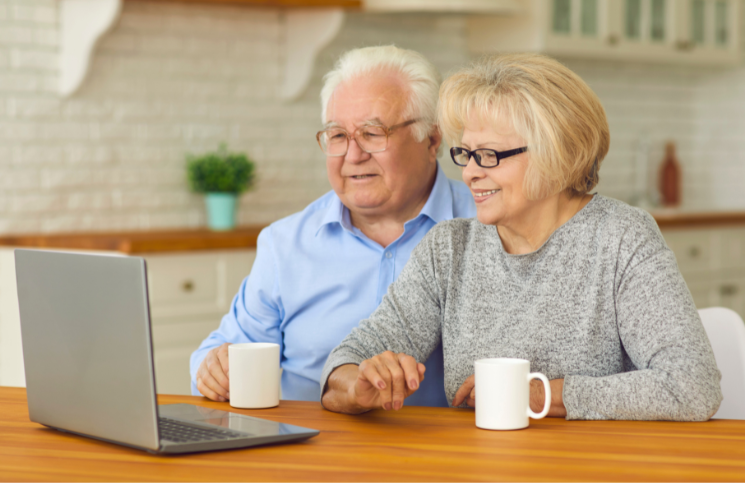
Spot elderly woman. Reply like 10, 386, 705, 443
320, 53, 722, 420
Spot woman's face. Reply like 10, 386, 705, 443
460, 116, 533, 227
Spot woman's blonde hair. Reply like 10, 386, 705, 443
438, 53, 610, 199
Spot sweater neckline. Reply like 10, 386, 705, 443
489, 194, 601, 259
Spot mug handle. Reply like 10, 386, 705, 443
526, 372, 551, 419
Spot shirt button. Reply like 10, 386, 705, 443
385, 252, 393, 259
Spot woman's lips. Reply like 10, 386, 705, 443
472, 189, 500, 203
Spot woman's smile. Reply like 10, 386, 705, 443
472, 188, 500, 203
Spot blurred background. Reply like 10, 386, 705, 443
0, 0, 744, 394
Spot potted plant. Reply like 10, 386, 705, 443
187, 144, 256, 231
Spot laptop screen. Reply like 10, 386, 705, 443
15, 249, 161, 451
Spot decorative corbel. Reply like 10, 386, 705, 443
279, 9, 345, 102
59, 0, 123, 97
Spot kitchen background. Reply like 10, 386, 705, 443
1, 0, 744, 394
0, 0, 743, 232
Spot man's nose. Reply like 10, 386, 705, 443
344, 137, 371, 164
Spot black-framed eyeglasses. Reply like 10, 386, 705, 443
450, 146, 528, 168
316, 119, 419, 157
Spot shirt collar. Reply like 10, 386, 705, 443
316, 194, 346, 235
315, 162, 454, 235
417, 162, 454, 224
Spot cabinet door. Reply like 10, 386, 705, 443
687, 282, 716, 309
712, 278, 745, 319
146, 251, 256, 319
672, 0, 740, 63
546, 0, 611, 52
153, 346, 199, 396
720, 228, 745, 271
542, 0, 740, 64
662, 229, 717, 275
0, 249, 25, 387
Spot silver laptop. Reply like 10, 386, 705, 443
15, 249, 319, 454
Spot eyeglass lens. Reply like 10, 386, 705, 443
451, 148, 499, 167
320, 126, 388, 156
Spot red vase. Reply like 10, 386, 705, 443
659, 142, 681, 207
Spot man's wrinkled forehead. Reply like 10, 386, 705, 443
324, 73, 408, 125
323, 118, 387, 130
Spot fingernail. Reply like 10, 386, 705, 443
410, 379, 418, 390
226, 392, 230, 398
384, 402, 391, 410
218, 396, 225, 402
377, 381, 386, 389
394, 401, 401, 410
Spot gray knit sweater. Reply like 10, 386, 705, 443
321, 195, 722, 420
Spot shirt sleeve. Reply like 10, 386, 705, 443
319, 229, 446, 398
189, 227, 284, 395
562, 212, 723, 421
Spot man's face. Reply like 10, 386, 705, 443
324, 73, 440, 221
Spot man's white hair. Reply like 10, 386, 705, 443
320, 45, 442, 142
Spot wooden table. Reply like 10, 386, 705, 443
1, 387, 745, 481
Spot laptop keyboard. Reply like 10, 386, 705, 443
158, 417, 246, 444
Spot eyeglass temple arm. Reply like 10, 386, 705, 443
499, 147, 528, 158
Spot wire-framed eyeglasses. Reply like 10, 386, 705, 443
316, 119, 419, 157
450, 146, 528, 168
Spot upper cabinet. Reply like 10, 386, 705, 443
468, 0, 741, 66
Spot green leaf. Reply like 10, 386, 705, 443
186, 144, 256, 194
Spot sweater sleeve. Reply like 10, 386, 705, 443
563, 211, 723, 421
319, 227, 447, 398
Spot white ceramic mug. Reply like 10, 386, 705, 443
228, 343, 280, 409
474, 358, 551, 430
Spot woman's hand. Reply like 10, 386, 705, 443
453, 375, 567, 417
452, 374, 476, 407
322, 351, 425, 414
531, 378, 566, 417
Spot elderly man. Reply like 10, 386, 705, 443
190, 45, 475, 407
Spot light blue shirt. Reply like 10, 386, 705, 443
190, 164, 475, 406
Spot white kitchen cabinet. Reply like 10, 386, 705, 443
0, 248, 256, 396
468, 0, 740, 66
662, 227, 745, 318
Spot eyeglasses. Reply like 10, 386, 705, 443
316, 119, 419, 157
450, 146, 528, 168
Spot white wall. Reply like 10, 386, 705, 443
0, 0, 744, 235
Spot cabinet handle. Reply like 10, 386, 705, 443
675, 40, 694, 51
720, 284, 738, 297
182, 280, 194, 292
688, 246, 701, 259
606, 34, 620, 46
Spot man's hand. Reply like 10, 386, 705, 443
196, 343, 231, 402
322, 351, 425, 414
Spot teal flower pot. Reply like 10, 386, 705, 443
205, 193, 237, 231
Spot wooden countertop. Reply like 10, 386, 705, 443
1, 210, 744, 255
651, 210, 745, 229
0, 226, 265, 254
2, 387, 745, 481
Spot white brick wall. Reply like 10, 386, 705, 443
0, 0, 744, 235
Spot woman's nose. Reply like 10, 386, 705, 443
462, 157, 485, 184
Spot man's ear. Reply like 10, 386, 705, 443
427, 126, 443, 163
